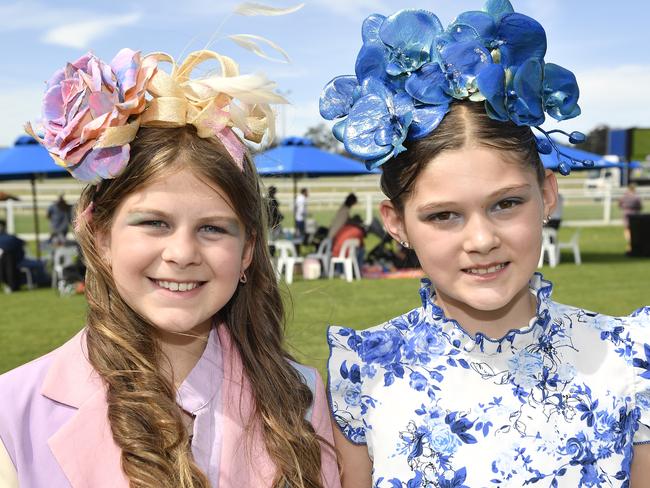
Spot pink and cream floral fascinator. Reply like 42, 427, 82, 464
26, 2, 302, 183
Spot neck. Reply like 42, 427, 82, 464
435, 286, 537, 339
156, 324, 212, 388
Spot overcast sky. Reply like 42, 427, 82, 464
1, 0, 649, 147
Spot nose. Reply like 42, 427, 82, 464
160, 228, 202, 268
462, 214, 500, 254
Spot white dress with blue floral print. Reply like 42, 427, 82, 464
327, 274, 650, 487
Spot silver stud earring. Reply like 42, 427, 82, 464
400, 240, 410, 249
542, 215, 551, 226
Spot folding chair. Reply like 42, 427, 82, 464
328, 238, 361, 282
51, 246, 79, 292
274, 240, 304, 285
306, 238, 332, 277
538, 228, 558, 268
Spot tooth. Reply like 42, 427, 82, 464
169, 282, 179, 291
179, 283, 188, 292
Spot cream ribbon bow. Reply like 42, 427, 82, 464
99, 49, 287, 168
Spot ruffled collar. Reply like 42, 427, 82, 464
419, 273, 555, 355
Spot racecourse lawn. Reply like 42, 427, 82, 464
1, 226, 649, 378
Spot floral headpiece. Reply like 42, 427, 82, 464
319, 0, 591, 174
27, 48, 287, 182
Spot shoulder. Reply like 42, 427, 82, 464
551, 301, 650, 327
0, 349, 59, 453
0, 350, 58, 407
551, 301, 650, 361
329, 306, 425, 355
0, 331, 87, 435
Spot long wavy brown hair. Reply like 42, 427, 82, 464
74, 125, 328, 487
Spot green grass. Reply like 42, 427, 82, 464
1, 226, 649, 378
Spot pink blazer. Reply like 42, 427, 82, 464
0, 326, 340, 487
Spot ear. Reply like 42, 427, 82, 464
541, 169, 559, 218
379, 199, 408, 244
96, 229, 112, 267
241, 234, 255, 272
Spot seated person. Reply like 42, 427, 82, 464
332, 215, 366, 270
0, 219, 25, 291
328, 193, 358, 239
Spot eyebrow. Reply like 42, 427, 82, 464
416, 184, 532, 212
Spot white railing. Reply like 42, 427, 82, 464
2, 180, 650, 240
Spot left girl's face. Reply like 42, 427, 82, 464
382, 146, 557, 320
100, 168, 252, 338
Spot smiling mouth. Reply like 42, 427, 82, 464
463, 262, 509, 275
152, 279, 205, 292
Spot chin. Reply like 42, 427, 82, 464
147, 315, 212, 335
461, 291, 517, 313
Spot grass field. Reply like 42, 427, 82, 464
1, 226, 649, 378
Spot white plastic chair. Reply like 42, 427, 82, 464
20, 265, 34, 290
538, 228, 558, 268
328, 238, 361, 282
306, 238, 332, 277
274, 240, 304, 285
557, 228, 582, 265
51, 246, 79, 291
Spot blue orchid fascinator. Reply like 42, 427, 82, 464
320, 0, 590, 174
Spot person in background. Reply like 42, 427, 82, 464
266, 185, 284, 240
328, 193, 358, 239
46, 194, 72, 244
294, 187, 309, 238
332, 214, 366, 269
619, 182, 643, 253
0, 219, 25, 292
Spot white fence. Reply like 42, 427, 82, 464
2, 178, 650, 241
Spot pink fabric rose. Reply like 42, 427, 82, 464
40, 48, 156, 182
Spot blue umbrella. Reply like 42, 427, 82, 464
0, 135, 68, 180
538, 139, 624, 171
0, 136, 71, 257
255, 137, 378, 221
255, 137, 378, 176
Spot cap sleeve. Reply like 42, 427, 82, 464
629, 306, 650, 444
327, 325, 367, 445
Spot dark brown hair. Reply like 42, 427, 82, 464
75, 126, 328, 488
380, 101, 545, 214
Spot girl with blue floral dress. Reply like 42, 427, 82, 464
319, 1, 650, 486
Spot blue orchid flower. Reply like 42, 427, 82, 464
344, 86, 413, 169
475, 63, 508, 121
409, 103, 450, 140
448, 11, 497, 44
319, 75, 359, 120
379, 9, 443, 76
484, 0, 515, 18
404, 62, 451, 105
543, 63, 581, 121
439, 39, 493, 99
494, 13, 547, 68
505, 58, 545, 126
355, 14, 389, 82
